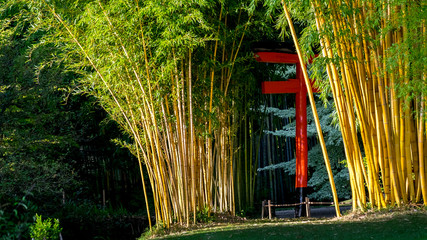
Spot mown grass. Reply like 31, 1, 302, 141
144, 207, 427, 240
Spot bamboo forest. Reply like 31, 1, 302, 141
1, 0, 426, 239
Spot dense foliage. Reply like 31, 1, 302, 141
0, 0, 79, 204
1, 1, 147, 238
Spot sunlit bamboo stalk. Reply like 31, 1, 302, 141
282, 0, 341, 217
291, 0, 426, 210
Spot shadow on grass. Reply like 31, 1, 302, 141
161, 212, 427, 240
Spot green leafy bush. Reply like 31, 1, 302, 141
196, 206, 213, 223
29, 214, 62, 240
0, 195, 38, 240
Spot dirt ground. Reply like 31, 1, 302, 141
275, 205, 352, 218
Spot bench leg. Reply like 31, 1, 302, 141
305, 197, 311, 217
268, 200, 272, 219
261, 200, 265, 219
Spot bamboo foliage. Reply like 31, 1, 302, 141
41, 0, 255, 228
282, 0, 426, 209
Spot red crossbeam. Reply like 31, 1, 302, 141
255, 52, 299, 64
261, 79, 319, 94
261, 80, 300, 94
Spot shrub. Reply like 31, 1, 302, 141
29, 214, 62, 240
0, 196, 38, 240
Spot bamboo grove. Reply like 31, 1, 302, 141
36, 0, 263, 228
281, 0, 426, 210
35, 0, 426, 229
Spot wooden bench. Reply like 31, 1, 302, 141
261, 198, 340, 219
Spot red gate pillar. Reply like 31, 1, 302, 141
295, 63, 308, 217
295, 63, 308, 189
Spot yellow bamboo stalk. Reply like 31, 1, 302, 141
370, 36, 401, 206
135, 143, 152, 230
311, 0, 427, 209
188, 50, 197, 224
419, 100, 427, 204
282, 0, 341, 217
314, 2, 366, 210
406, 111, 416, 202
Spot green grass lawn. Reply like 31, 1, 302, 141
147, 208, 427, 240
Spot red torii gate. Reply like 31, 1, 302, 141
254, 45, 319, 216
